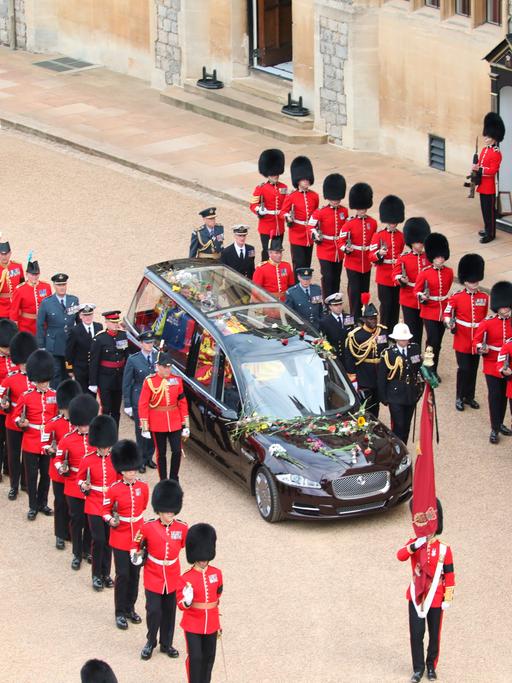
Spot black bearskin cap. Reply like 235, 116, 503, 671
0, 320, 17, 348
152, 479, 183, 514
290, 156, 314, 188
80, 659, 118, 683
26, 349, 54, 382
258, 148, 285, 176
10, 332, 37, 365
88, 414, 117, 447
490, 281, 512, 313
379, 195, 405, 224
69, 394, 99, 427
425, 233, 450, 262
323, 173, 346, 201
186, 523, 217, 564
403, 217, 431, 247
457, 254, 484, 284
349, 182, 373, 210
56, 379, 82, 410
483, 112, 505, 143
111, 439, 142, 472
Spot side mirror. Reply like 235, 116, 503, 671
221, 408, 238, 421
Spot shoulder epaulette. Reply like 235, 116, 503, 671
377, 324, 388, 331
347, 326, 362, 338
48, 414, 64, 423
485, 314, 495, 320
110, 480, 122, 488
15, 282, 24, 290
93, 329, 103, 338
7, 370, 18, 376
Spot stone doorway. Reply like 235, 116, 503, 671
250, 0, 293, 80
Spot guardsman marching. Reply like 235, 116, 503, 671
138, 348, 189, 482
250, 148, 288, 260
13, 349, 58, 521
177, 523, 223, 683
189, 208, 224, 259
473, 281, 512, 444
65, 303, 103, 393
220, 225, 256, 280
0, 319, 17, 481
78, 415, 119, 592
498, 335, 512, 410
397, 499, 455, 682
132, 479, 188, 662
89, 310, 129, 426
443, 254, 488, 412
252, 238, 295, 302
319, 292, 354, 359
285, 267, 323, 330
280, 156, 319, 272
104, 439, 149, 631
10, 256, 51, 335
45, 379, 82, 551
55, 394, 98, 568
308, 173, 348, 299
80, 659, 118, 683
344, 294, 387, 418
378, 323, 423, 445
341, 183, 377, 320
393, 218, 431, 347
0, 235, 24, 320
0, 331, 37, 500
475, 112, 505, 244
370, 195, 405, 333
413, 234, 453, 379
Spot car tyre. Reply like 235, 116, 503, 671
254, 467, 283, 523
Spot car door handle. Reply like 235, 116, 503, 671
198, 405, 205, 415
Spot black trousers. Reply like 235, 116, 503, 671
260, 233, 282, 262
290, 244, 313, 273
423, 320, 446, 373
319, 259, 343, 300
88, 514, 112, 577
98, 383, 122, 426
52, 480, 70, 540
480, 193, 496, 239
389, 403, 416, 445
0, 414, 7, 474
485, 374, 509, 431
346, 268, 371, 321
402, 305, 423, 349
153, 430, 182, 481
24, 451, 50, 511
455, 352, 480, 401
73, 365, 91, 394
409, 601, 443, 673
146, 589, 177, 648
7, 428, 23, 491
134, 407, 155, 465
377, 284, 400, 333
51, 355, 67, 390
185, 631, 218, 683
113, 547, 141, 616
360, 387, 380, 419
67, 495, 91, 558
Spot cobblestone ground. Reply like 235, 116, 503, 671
1, 129, 511, 683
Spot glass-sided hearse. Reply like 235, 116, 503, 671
125, 259, 412, 522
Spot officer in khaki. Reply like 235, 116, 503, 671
189, 208, 224, 259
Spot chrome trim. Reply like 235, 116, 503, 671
331, 471, 390, 500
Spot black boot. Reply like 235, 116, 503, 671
92, 576, 104, 592
427, 665, 437, 680
455, 398, 464, 411
55, 537, 65, 550
141, 641, 154, 660
116, 615, 129, 630
160, 644, 179, 658
490, 430, 499, 444
411, 671, 424, 683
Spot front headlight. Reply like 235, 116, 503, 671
395, 453, 411, 476
276, 473, 322, 489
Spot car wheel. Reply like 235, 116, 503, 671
254, 467, 283, 523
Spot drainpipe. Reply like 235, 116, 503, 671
8, 0, 17, 50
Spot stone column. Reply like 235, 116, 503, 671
154, 0, 182, 85
0, 0, 26, 48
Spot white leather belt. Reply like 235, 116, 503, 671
11, 401, 17, 407
70, 466, 79, 473
265, 209, 279, 215
429, 295, 448, 301
293, 219, 309, 226
351, 245, 369, 251
455, 319, 478, 328
487, 345, 501, 351
119, 513, 144, 523
148, 554, 178, 567
90, 484, 108, 492
28, 423, 42, 430
321, 234, 342, 241
382, 259, 396, 265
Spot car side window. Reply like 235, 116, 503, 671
193, 328, 218, 394
129, 278, 162, 332
154, 298, 195, 371
218, 354, 241, 414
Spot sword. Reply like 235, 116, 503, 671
218, 629, 228, 681
83, 467, 91, 496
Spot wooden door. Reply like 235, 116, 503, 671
257, 0, 292, 67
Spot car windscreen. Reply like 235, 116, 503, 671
239, 349, 356, 419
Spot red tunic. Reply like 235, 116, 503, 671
0, 261, 24, 318
413, 265, 454, 322
77, 450, 119, 516
392, 251, 428, 309
397, 538, 455, 608
280, 189, 320, 247
443, 289, 489, 354
369, 228, 405, 286
10, 281, 51, 334
308, 204, 348, 262
473, 315, 512, 377
44, 414, 72, 483
477, 145, 502, 195
498, 340, 512, 398
13, 387, 57, 454
250, 181, 288, 237
134, 518, 188, 594
341, 215, 378, 273
0, 355, 17, 417
252, 259, 295, 301
54, 429, 90, 498
177, 565, 223, 634
138, 373, 188, 433
0, 371, 32, 431
104, 479, 149, 551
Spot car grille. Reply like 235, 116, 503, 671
337, 501, 386, 515
331, 471, 390, 500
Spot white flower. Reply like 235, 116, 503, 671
272, 323, 278, 329
269, 443, 287, 457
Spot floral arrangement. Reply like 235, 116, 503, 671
266, 322, 336, 359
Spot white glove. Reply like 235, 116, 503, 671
88, 385, 98, 394
124, 407, 133, 418
130, 549, 143, 566
183, 583, 194, 606
413, 536, 427, 550
311, 228, 320, 241
181, 427, 190, 439
141, 430, 151, 439
441, 601, 451, 611
257, 206, 268, 216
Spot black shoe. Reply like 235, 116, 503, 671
427, 666, 437, 680
92, 576, 104, 592
128, 610, 142, 624
464, 398, 480, 409
411, 672, 424, 683
138, 465, 146, 474
480, 235, 494, 243
455, 398, 464, 411
38, 504, 53, 516
147, 460, 157, 469
8, 488, 17, 501
83, 552, 92, 564
71, 555, 81, 570
20, 483, 27, 492
478, 229, 486, 237
27, 509, 37, 521
55, 537, 65, 550
102, 575, 114, 588
499, 424, 512, 436
116, 615, 129, 630
160, 644, 179, 658
490, 430, 499, 444
141, 641, 155, 660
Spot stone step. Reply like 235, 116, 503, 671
229, 71, 291, 105
183, 79, 313, 129
160, 86, 328, 145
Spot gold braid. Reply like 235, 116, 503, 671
147, 376, 167, 408
382, 349, 403, 380
347, 327, 379, 366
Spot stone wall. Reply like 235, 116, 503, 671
0, 0, 8, 47
14, 0, 25, 49
155, 0, 181, 86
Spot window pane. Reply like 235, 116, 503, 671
486, 0, 501, 24
425, 0, 440, 7
194, 329, 218, 392
131, 279, 163, 332
455, 0, 470, 15
154, 297, 195, 370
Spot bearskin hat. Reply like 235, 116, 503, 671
483, 112, 505, 143
258, 148, 285, 177
290, 156, 314, 188
152, 479, 183, 514
10, 332, 37, 366
111, 439, 142, 472
56, 379, 82, 410
323, 173, 346, 201
379, 195, 405, 224
80, 659, 118, 683
360, 292, 378, 319
490, 281, 512, 313
26, 349, 54, 383
268, 237, 284, 252
457, 254, 484, 284
88, 414, 117, 447
349, 182, 373, 210
403, 217, 431, 247
69, 394, 100, 427
186, 523, 217, 564
424, 233, 450, 262
0, 320, 17, 349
